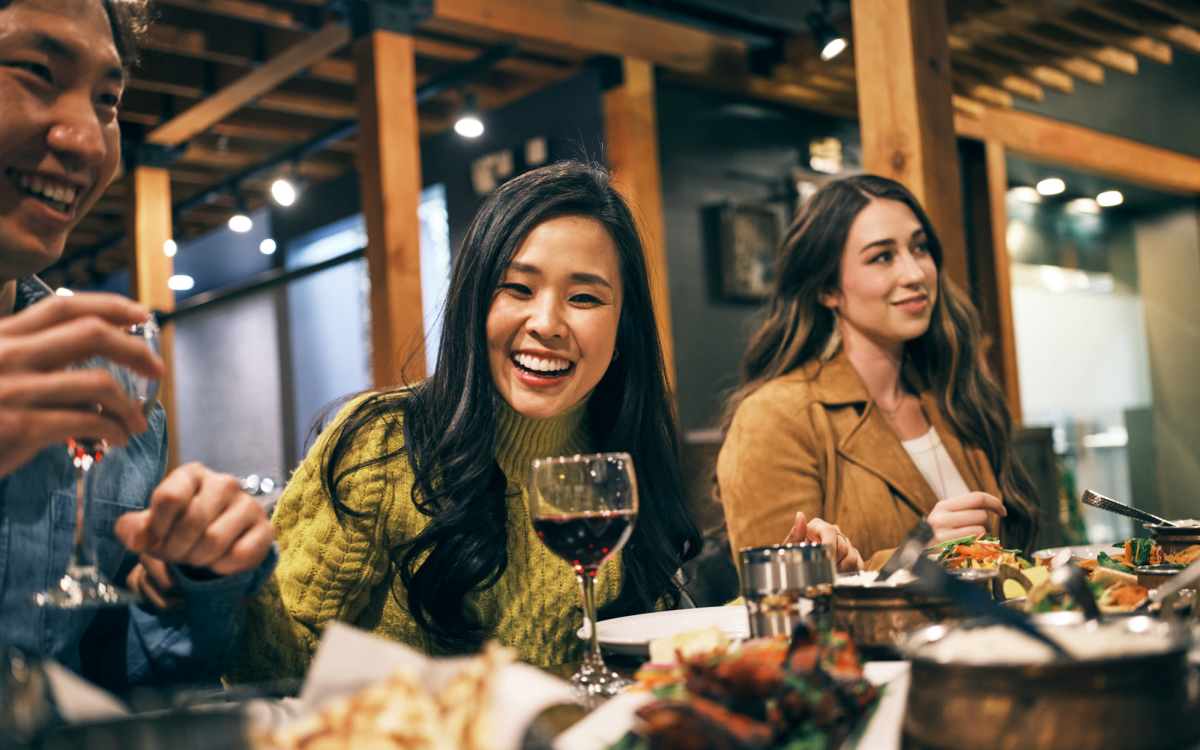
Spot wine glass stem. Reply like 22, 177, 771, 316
578, 571, 603, 667
69, 460, 94, 571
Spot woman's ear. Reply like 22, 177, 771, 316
819, 289, 840, 310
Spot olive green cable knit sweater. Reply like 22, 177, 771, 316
233, 396, 622, 681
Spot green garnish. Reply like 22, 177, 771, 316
1097, 551, 1134, 573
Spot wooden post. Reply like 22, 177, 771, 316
127, 165, 179, 469
602, 58, 676, 388
353, 30, 426, 387
961, 140, 1023, 423
851, 0, 969, 288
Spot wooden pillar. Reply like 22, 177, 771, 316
961, 140, 1023, 423
851, 0, 969, 288
602, 58, 676, 388
127, 165, 179, 469
353, 30, 425, 387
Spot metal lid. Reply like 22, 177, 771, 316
740, 542, 830, 564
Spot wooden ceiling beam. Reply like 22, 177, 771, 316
1078, 2, 1200, 54
956, 19, 1105, 83
953, 73, 1014, 108
426, 0, 748, 77
154, 0, 304, 32
147, 23, 350, 145
412, 36, 568, 80
952, 52, 1045, 100
1127, 0, 1200, 27
949, 33, 1073, 93
1047, 14, 1171, 64
955, 105, 1200, 194
1007, 25, 1136, 74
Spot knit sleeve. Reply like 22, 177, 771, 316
716, 383, 826, 559
231, 396, 406, 682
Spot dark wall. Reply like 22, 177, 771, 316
1016, 50, 1200, 159
656, 81, 861, 431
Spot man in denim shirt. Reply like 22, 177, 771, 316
0, 0, 276, 691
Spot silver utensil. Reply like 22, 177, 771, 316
876, 520, 934, 582
1050, 564, 1103, 623
1080, 489, 1174, 528
910, 555, 1070, 659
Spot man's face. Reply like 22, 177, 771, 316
0, 0, 124, 280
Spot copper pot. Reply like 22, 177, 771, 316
831, 583, 962, 656
1146, 523, 1200, 556
901, 617, 1198, 750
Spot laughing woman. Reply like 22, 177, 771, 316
235, 162, 699, 678
717, 175, 1038, 569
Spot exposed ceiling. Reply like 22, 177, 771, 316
43, 0, 1200, 289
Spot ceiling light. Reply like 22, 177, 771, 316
270, 177, 297, 207
259, 238, 277, 255
55, 287, 74, 297
454, 93, 484, 139
1067, 197, 1100, 215
1008, 186, 1042, 204
807, 9, 847, 62
1096, 190, 1124, 207
163, 238, 177, 257
167, 274, 195, 291
1035, 177, 1066, 196
228, 190, 253, 233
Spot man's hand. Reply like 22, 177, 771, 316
114, 463, 274, 577
126, 555, 181, 611
0, 293, 163, 476
784, 511, 864, 572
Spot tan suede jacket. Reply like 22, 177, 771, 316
716, 351, 1001, 564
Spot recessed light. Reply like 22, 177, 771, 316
1036, 177, 1066, 196
1096, 190, 1124, 207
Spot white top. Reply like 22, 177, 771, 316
901, 428, 970, 501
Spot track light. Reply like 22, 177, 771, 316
259, 238, 277, 255
1035, 177, 1066, 196
167, 274, 195, 291
271, 175, 298, 207
454, 92, 484, 139
1096, 190, 1124, 207
163, 238, 178, 257
228, 192, 253, 233
808, 4, 847, 62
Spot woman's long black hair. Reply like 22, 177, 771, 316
320, 161, 701, 652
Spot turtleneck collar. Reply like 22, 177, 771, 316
494, 397, 591, 486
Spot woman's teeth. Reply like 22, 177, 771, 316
513, 352, 572, 375
7, 169, 78, 213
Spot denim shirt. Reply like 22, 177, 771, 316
0, 278, 276, 689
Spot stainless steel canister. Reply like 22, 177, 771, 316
740, 543, 835, 637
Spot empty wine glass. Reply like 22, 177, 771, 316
530, 452, 638, 702
32, 318, 161, 609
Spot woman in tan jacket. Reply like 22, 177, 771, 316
717, 175, 1037, 569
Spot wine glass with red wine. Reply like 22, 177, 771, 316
530, 451, 638, 701
32, 319, 161, 609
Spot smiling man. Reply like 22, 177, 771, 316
0, 0, 275, 692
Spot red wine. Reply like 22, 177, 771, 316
533, 510, 636, 574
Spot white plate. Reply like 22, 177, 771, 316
1033, 542, 1121, 562
578, 606, 751, 656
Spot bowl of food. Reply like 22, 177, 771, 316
901, 616, 1196, 750
831, 569, 962, 659
1145, 519, 1200, 557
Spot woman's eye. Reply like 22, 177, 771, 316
9, 61, 53, 83
870, 251, 893, 265
499, 282, 532, 296
913, 242, 931, 255
570, 293, 602, 305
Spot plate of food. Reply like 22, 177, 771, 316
581, 606, 757, 658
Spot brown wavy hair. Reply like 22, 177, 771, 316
722, 174, 1038, 551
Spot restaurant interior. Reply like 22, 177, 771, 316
20, 0, 1200, 746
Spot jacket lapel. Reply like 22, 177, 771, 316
808, 353, 941, 518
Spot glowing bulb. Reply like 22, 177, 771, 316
163, 238, 177, 257
1096, 190, 1124, 207
55, 287, 74, 296
1036, 177, 1066, 196
1008, 186, 1042, 204
1067, 197, 1100, 215
820, 36, 847, 61
167, 274, 195, 291
228, 213, 253, 233
270, 178, 297, 207
259, 238, 277, 255
454, 114, 484, 139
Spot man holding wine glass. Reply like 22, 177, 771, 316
0, 0, 275, 690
